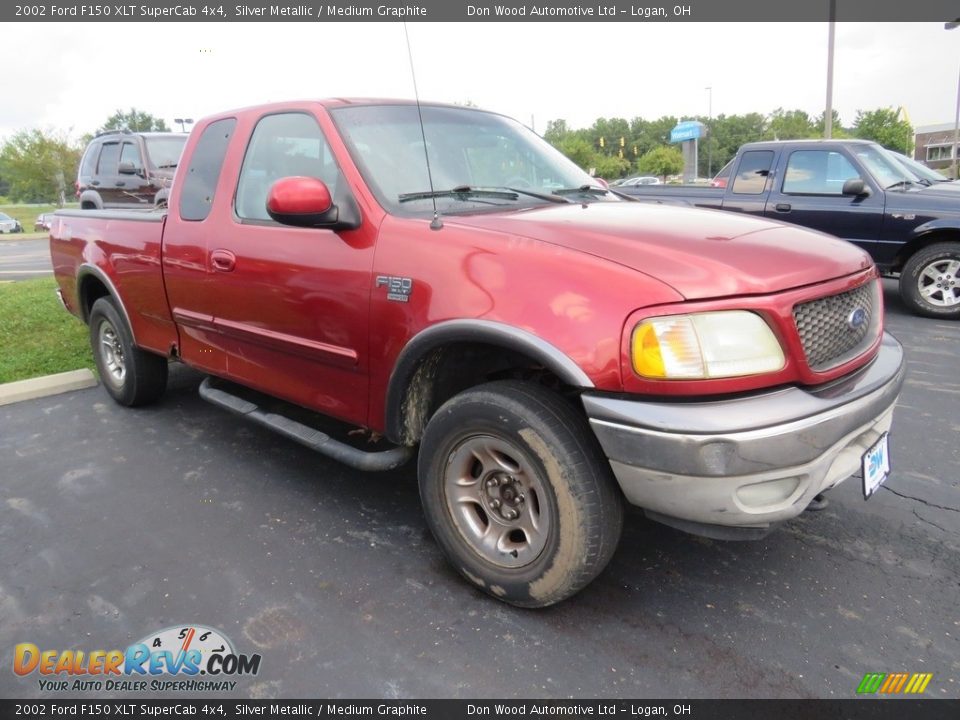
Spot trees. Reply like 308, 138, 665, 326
638, 146, 684, 181
0, 129, 82, 204
100, 108, 170, 133
852, 108, 913, 153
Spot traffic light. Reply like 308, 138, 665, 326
633, 146, 638, 156
599, 136, 605, 148
620, 137, 625, 147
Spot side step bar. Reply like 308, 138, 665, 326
199, 378, 413, 471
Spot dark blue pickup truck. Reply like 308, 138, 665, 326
618, 139, 960, 318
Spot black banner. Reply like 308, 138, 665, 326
4, 0, 960, 23
2, 700, 959, 720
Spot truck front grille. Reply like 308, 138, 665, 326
793, 281, 879, 372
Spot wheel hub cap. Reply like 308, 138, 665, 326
444, 435, 551, 569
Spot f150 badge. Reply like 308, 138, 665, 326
376, 275, 413, 302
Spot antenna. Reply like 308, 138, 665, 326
403, 22, 443, 231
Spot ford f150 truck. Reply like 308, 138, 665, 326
617, 139, 960, 319
51, 101, 905, 607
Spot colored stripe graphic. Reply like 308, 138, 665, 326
857, 673, 886, 693
857, 672, 933, 694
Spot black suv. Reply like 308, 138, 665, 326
76, 130, 187, 209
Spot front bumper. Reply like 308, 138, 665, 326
583, 332, 905, 537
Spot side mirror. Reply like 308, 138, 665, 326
266, 176, 359, 230
842, 178, 868, 196
118, 161, 138, 175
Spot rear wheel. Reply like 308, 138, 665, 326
418, 380, 623, 607
899, 242, 960, 318
89, 296, 168, 406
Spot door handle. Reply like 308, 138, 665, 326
90, 181, 100, 186
774, 203, 792, 212
210, 249, 236, 272
115, 181, 125, 187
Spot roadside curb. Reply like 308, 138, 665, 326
0, 369, 98, 407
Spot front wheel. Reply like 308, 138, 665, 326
89, 296, 168, 406
418, 380, 623, 607
899, 241, 960, 318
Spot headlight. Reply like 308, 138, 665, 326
631, 311, 785, 379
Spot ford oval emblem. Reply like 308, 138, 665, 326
848, 307, 868, 330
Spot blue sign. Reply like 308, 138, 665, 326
670, 121, 705, 143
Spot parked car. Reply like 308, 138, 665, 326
34, 213, 54, 232
76, 130, 187, 209
613, 175, 661, 187
616, 139, 960, 318
52, 100, 904, 607
0, 212, 23, 233
710, 158, 734, 188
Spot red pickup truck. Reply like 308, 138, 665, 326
51, 100, 905, 607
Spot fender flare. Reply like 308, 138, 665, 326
76, 263, 137, 344
78, 189, 103, 209
384, 319, 594, 444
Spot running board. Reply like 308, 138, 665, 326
199, 378, 413, 471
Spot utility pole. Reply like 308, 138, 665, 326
824, 0, 836, 138
947, 21, 960, 178
705, 86, 713, 178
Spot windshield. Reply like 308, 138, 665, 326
888, 151, 949, 183
144, 136, 187, 169
331, 104, 609, 214
848, 143, 914, 188
0, 213, 12, 221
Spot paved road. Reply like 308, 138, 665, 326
1, 279, 957, 699
0, 238, 52, 281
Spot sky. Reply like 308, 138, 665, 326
3, 21, 959, 141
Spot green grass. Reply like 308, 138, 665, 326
0, 277, 94, 384
0, 203, 79, 240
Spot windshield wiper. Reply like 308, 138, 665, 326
399, 186, 519, 204
885, 180, 915, 190
399, 185, 571, 205
554, 184, 608, 195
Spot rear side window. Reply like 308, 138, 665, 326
731, 151, 773, 195
782, 150, 859, 195
80, 144, 98, 177
179, 118, 237, 222
97, 142, 120, 174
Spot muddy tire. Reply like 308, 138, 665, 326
418, 380, 623, 607
89, 296, 168, 406
899, 242, 960, 319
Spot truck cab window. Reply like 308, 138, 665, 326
179, 118, 237, 222
731, 151, 773, 194
236, 113, 343, 222
782, 150, 858, 195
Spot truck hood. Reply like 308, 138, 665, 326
449, 202, 872, 300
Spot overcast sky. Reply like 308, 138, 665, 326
4, 22, 959, 141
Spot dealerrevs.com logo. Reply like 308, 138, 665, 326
14, 624, 261, 693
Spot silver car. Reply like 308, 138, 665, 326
0, 212, 23, 234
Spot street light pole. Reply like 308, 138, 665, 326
825, 0, 836, 138
705, 86, 713, 178
948, 22, 960, 179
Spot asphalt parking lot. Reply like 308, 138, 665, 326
0, 238, 53, 281
1, 279, 957, 700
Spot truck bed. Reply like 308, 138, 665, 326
51, 207, 175, 355
616, 184, 725, 208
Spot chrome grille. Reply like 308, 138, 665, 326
793, 282, 877, 371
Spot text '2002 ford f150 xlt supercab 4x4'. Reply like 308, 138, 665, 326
51, 100, 906, 607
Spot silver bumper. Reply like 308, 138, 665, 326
583, 333, 905, 534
